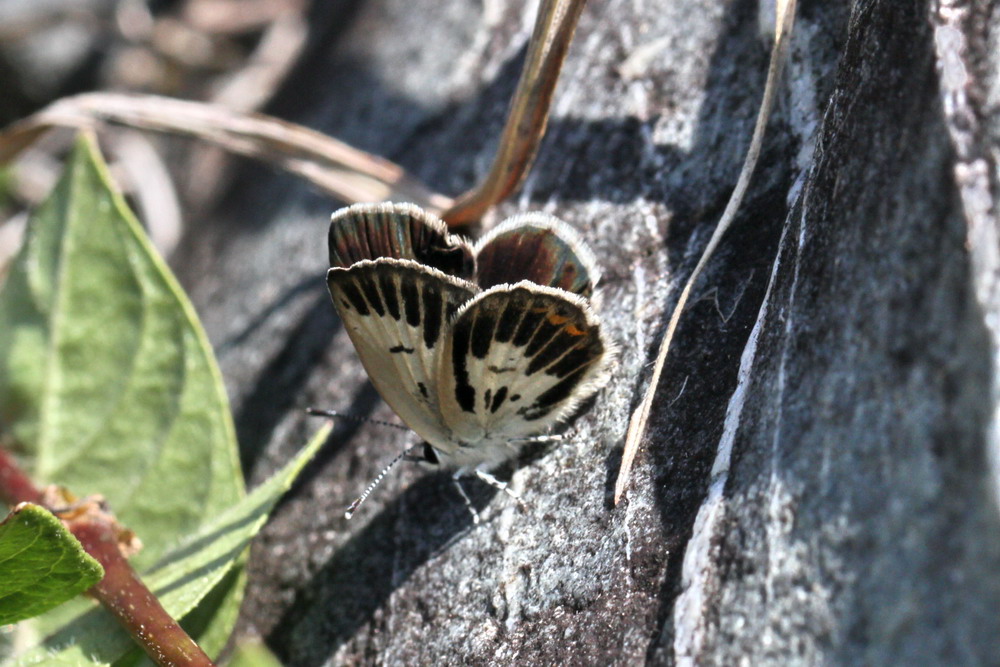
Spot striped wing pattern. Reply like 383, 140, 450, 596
439, 283, 609, 448
329, 202, 474, 278
327, 258, 476, 448
327, 203, 612, 470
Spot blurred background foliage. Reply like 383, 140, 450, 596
0, 0, 311, 273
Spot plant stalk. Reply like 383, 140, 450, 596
441, 0, 587, 225
0, 443, 215, 667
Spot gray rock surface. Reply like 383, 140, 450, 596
171, 0, 1000, 663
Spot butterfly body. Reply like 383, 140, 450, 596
327, 203, 611, 475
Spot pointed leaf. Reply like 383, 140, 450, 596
10, 422, 331, 665
0, 133, 244, 572
0, 503, 103, 625
226, 640, 282, 667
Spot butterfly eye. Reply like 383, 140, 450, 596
422, 443, 440, 465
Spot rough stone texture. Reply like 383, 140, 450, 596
170, 0, 1000, 664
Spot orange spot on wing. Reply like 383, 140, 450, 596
564, 324, 585, 336
547, 314, 569, 326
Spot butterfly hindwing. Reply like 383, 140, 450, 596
438, 282, 610, 445
328, 258, 477, 447
326, 203, 615, 476
474, 214, 600, 297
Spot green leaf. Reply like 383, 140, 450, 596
175, 557, 249, 660
0, 133, 245, 573
10, 422, 331, 666
0, 132, 331, 665
0, 164, 15, 211
225, 640, 282, 667
0, 503, 103, 625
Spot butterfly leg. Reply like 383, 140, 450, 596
475, 468, 524, 507
451, 473, 480, 525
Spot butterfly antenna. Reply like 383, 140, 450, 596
306, 407, 411, 432
344, 443, 422, 519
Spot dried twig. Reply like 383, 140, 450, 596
0, 93, 451, 212
185, 7, 310, 209
440, 0, 587, 225
0, 0, 583, 226
614, 0, 798, 505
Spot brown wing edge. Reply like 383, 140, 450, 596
328, 202, 475, 279
473, 214, 601, 297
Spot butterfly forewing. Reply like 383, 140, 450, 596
439, 282, 609, 444
327, 258, 477, 447
329, 202, 475, 279
326, 203, 615, 477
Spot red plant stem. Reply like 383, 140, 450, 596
0, 446, 43, 505
72, 521, 215, 667
0, 445, 215, 667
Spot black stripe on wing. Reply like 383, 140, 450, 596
327, 259, 479, 447
328, 259, 477, 352
451, 316, 476, 413
450, 282, 607, 421
329, 203, 475, 279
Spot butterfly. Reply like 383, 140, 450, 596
326, 202, 612, 515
